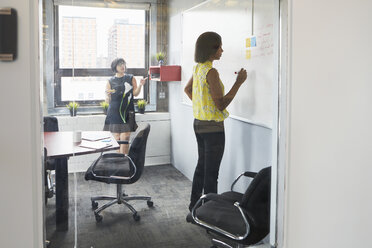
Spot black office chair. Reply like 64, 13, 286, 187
187, 166, 271, 248
43, 147, 52, 248
43, 116, 59, 204
85, 123, 153, 222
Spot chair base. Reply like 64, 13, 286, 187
91, 184, 153, 222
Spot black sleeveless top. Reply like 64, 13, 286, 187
103, 74, 137, 133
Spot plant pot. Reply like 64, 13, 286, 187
69, 109, 77, 117
158, 60, 164, 66
138, 108, 145, 114
103, 109, 107, 115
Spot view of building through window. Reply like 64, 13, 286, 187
58, 6, 146, 101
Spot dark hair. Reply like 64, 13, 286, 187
194, 32, 222, 63
111, 58, 126, 73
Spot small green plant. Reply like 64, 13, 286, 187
137, 99, 147, 109
100, 101, 109, 114
66, 102, 80, 116
100, 101, 109, 110
66, 101, 80, 110
156, 52, 165, 62
137, 100, 147, 114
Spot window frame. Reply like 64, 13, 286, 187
52, 4, 150, 111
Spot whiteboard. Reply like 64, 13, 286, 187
181, 0, 278, 128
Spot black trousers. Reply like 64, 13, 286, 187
189, 119, 225, 211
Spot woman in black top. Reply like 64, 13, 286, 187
103, 58, 147, 154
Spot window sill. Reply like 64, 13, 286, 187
47, 104, 157, 117
54, 112, 170, 121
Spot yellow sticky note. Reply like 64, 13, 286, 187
246, 38, 251, 48
246, 49, 251, 59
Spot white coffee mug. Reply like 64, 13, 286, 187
73, 130, 82, 144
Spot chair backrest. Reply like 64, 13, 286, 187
127, 123, 150, 183
44, 116, 59, 132
240, 166, 271, 240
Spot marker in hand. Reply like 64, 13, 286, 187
235, 68, 247, 74
234, 68, 248, 85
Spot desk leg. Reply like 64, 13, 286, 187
55, 157, 69, 231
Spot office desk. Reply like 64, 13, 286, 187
44, 131, 119, 231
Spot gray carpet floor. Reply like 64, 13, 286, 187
45, 164, 213, 248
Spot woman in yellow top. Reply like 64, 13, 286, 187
184, 32, 247, 211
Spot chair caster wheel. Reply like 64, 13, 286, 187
95, 213, 103, 222
46, 190, 54, 199
92, 201, 98, 210
147, 200, 154, 207
133, 213, 141, 221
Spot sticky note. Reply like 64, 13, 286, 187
250, 36, 257, 47
246, 38, 251, 48
246, 49, 251, 59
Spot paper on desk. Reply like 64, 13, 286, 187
78, 140, 112, 149
82, 132, 111, 141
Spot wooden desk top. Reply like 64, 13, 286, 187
44, 131, 119, 158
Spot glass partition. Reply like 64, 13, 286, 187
41, 0, 282, 247
42, 1, 154, 247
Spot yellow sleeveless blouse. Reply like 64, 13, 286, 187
192, 61, 229, 121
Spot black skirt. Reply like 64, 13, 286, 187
103, 111, 138, 133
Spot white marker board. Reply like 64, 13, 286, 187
181, 0, 278, 128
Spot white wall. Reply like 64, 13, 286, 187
284, 0, 372, 247
0, 0, 43, 247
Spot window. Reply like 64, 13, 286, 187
53, 5, 149, 110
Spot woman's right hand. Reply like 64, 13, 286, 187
236, 68, 247, 85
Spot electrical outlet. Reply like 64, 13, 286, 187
159, 92, 166, 99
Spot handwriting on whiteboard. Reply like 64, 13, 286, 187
247, 24, 274, 59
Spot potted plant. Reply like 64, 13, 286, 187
137, 100, 147, 114
66, 102, 80, 116
100, 101, 109, 115
156, 52, 165, 66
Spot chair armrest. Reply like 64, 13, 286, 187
230, 171, 258, 191
243, 171, 258, 178
108, 155, 137, 180
91, 154, 137, 180
191, 194, 250, 241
